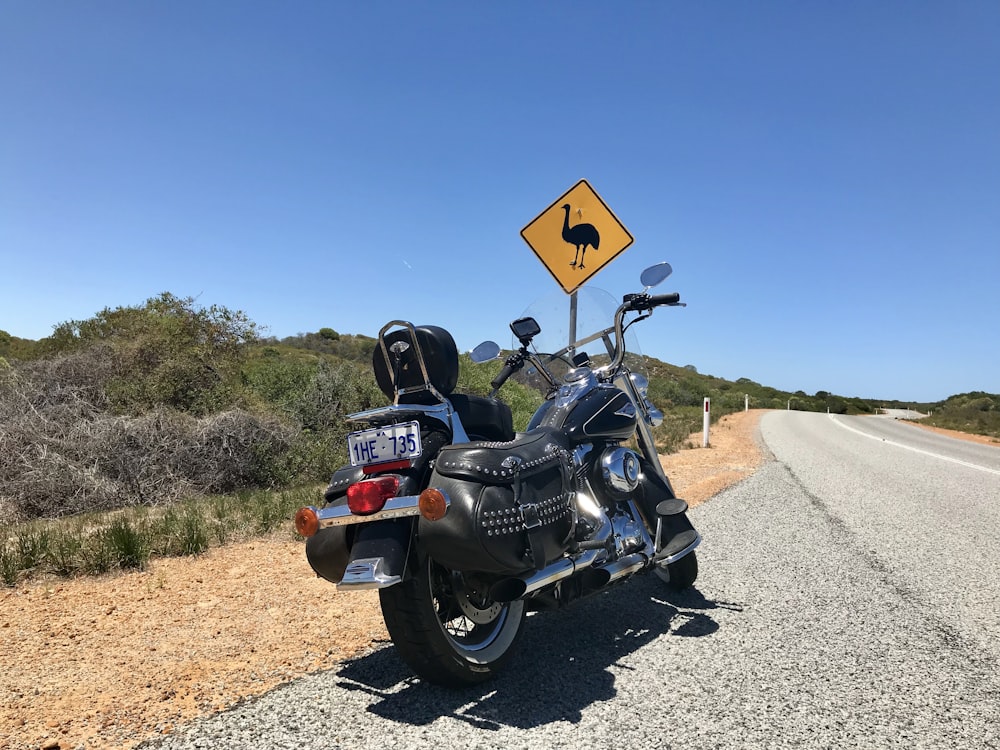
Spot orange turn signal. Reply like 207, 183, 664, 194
294, 506, 320, 537
418, 488, 448, 521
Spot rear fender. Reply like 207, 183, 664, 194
337, 466, 427, 588
338, 518, 415, 589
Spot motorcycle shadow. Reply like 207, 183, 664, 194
334, 577, 736, 729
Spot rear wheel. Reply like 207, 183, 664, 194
379, 555, 525, 686
654, 550, 698, 591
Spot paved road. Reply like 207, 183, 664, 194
145, 412, 1000, 749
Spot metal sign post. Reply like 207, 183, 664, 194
568, 290, 578, 352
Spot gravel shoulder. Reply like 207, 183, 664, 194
4, 410, 768, 750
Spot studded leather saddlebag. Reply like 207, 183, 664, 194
417, 427, 575, 575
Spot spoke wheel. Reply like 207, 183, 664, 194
380, 555, 525, 686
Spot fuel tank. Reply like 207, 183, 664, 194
527, 383, 637, 443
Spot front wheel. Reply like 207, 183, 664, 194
654, 550, 698, 591
379, 554, 526, 687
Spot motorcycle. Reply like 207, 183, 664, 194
294, 261, 701, 686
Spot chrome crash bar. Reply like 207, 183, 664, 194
303, 493, 450, 530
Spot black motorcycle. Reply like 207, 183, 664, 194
294, 262, 700, 686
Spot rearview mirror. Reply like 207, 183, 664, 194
470, 341, 501, 363
640, 262, 673, 289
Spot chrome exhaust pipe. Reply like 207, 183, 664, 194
601, 551, 649, 585
489, 548, 603, 602
490, 547, 650, 603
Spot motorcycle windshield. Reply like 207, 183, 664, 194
514, 286, 647, 390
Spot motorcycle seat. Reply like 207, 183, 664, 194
449, 393, 515, 443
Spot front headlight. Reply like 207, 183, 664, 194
629, 372, 649, 398
645, 403, 664, 427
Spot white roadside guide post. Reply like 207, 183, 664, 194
745, 394, 749, 412
703, 397, 710, 448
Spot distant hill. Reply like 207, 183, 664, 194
5, 320, 992, 432
0, 330, 40, 361
919, 392, 1000, 439
260, 329, 375, 365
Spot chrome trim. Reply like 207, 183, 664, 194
574, 490, 609, 541
518, 548, 604, 597
337, 557, 401, 590
314, 492, 450, 528
601, 552, 649, 585
629, 372, 649, 397
627, 499, 657, 552
573, 443, 594, 468
600, 447, 641, 493
346, 405, 430, 424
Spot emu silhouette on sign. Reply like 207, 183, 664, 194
561, 204, 600, 269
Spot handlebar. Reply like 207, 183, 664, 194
490, 363, 518, 392
649, 292, 681, 307
492, 287, 683, 395
488, 352, 526, 397
623, 292, 681, 311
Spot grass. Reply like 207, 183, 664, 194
0, 486, 320, 587
654, 403, 742, 453
919, 402, 1000, 440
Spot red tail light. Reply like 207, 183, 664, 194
347, 476, 400, 515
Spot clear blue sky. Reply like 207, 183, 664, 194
2, 2, 998, 403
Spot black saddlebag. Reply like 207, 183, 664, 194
418, 428, 575, 575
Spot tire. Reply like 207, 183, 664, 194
654, 550, 698, 591
379, 554, 526, 687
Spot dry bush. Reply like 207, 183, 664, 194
0, 361, 296, 521
11, 346, 115, 415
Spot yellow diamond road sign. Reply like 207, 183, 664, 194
521, 179, 634, 295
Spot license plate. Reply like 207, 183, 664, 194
347, 422, 422, 468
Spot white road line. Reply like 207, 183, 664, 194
828, 415, 1000, 477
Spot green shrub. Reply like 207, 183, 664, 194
173, 503, 209, 556
48, 526, 85, 577
105, 516, 149, 570
14, 525, 50, 574
151, 502, 209, 557
210, 494, 235, 544
0, 529, 17, 586
82, 532, 116, 575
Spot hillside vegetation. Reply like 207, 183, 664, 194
0, 296, 541, 525
1, 294, 994, 530
919, 392, 1000, 439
